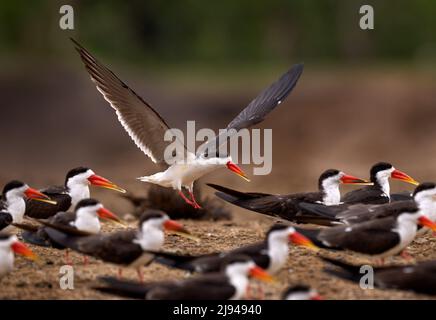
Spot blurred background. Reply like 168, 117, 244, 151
1, 0, 436, 216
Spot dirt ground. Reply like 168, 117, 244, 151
1, 216, 436, 300
1, 67, 436, 299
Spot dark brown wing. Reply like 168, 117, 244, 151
208, 183, 322, 222
197, 64, 304, 156
71, 38, 186, 166
147, 274, 235, 300
25, 186, 71, 219
319, 217, 400, 254
45, 227, 143, 265
0, 212, 12, 230
342, 185, 388, 205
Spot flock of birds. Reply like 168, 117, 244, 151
1, 38, 436, 300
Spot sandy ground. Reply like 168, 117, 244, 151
1, 216, 436, 300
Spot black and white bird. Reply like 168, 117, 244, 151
25, 167, 125, 219
208, 169, 368, 224
71, 38, 304, 208
18, 198, 123, 248
0, 233, 38, 279
151, 224, 317, 274
295, 206, 436, 261
341, 162, 418, 205
323, 257, 436, 296
94, 255, 274, 300
299, 182, 436, 226
45, 210, 195, 280
282, 285, 322, 300
0, 180, 54, 231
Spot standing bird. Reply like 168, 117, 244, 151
299, 182, 436, 226
0, 180, 54, 231
45, 210, 196, 280
71, 38, 304, 208
151, 224, 317, 274
294, 207, 436, 262
94, 255, 274, 300
323, 257, 436, 296
282, 285, 322, 300
25, 167, 125, 219
19, 198, 123, 248
341, 162, 418, 205
0, 234, 38, 279
208, 169, 368, 224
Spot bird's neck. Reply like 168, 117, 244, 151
5, 195, 25, 223
321, 182, 341, 206
134, 225, 165, 251
374, 176, 390, 198
73, 211, 101, 234
267, 236, 289, 274
67, 183, 90, 208
226, 268, 249, 300
0, 247, 14, 277
415, 197, 436, 221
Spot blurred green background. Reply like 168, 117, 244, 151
1, 1, 436, 215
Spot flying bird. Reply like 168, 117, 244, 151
71, 38, 304, 208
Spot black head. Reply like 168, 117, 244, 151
370, 162, 393, 182
0, 233, 12, 241
220, 254, 253, 271
65, 167, 90, 185
413, 182, 436, 197
2, 180, 26, 195
318, 169, 340, 190
266, 224, 290, 238
138, 210, 167, 226
75, 198, 101, 211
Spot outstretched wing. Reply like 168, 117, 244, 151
197, 64, 304, 156
71, 38, 187, 166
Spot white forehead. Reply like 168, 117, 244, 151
76, 203, 102, 214
69, 169, 94, 183
377, 167, 394, 177
7, 184, 28, 196
323, 173, 342, 185
415, 187, 436, 199
0, 235, 16, 247
142, 215, 168, 228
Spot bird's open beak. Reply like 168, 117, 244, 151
249, 265, 275, 283
164, 219, 200, 242
340, 174, 372, 185
88, 174, 126, 193
24, 187, 57, 205
97, 207, 126, 226
289, 232, 319, 251
226, 161, 250, 182
391, 169, 419, 186
418, 216, 436, 231
11, 241, 39, 261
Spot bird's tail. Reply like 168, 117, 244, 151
207, 183, 281, 215
93, 276, 151, 299
151, 251, 200, 272
321, 256, 364, 283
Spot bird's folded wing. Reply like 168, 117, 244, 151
71, 38, 187, 166
197, 63, 304, 156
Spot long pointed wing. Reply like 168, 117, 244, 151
71, 38, 186, 166
197, 64, 304, 156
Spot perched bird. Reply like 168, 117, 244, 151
94, 255, 274, 300
282, 285, 322, 300
71, 38, 304, 208
323, 257, 436, 296
295, 207, 436, 262
299, 182, 436, 226
25, 167, 125, 219
151, 224, 317, 274
45, 210, 195, 280
0, 180, 54, 231
0, 233, 38, 279
341, 162, 418, 205
18, 198, 123, 248
208, 169, 369, 225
